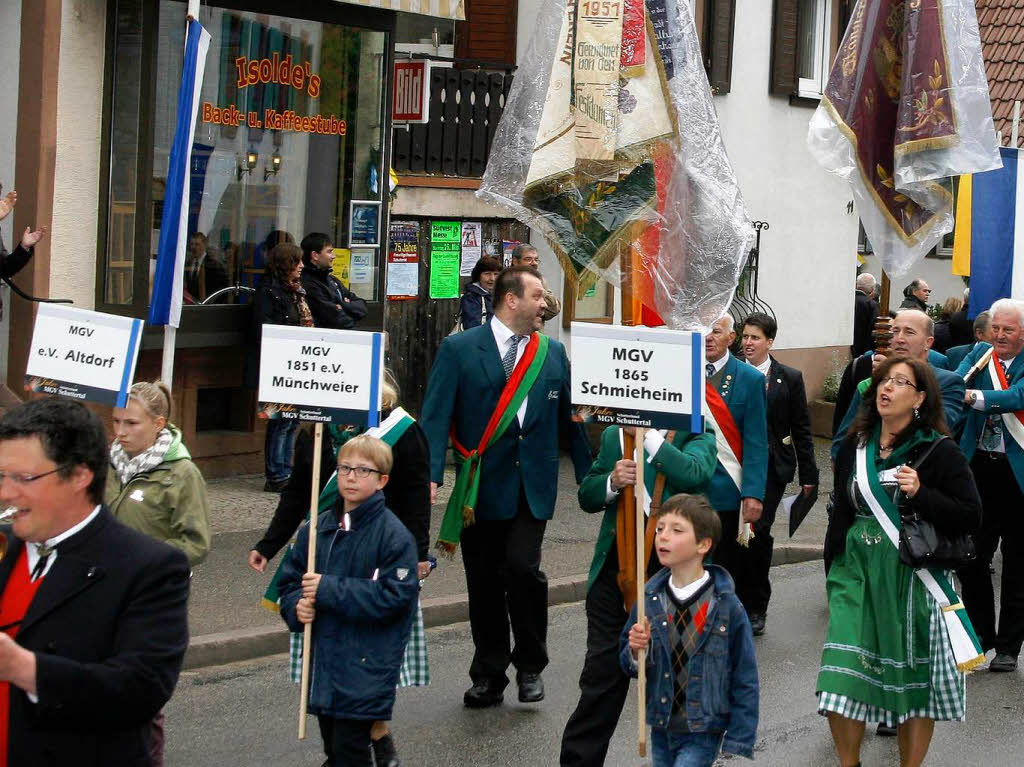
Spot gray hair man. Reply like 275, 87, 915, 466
956, 298, 1024, 672
511, 244, 561, 322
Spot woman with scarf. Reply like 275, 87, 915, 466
246, 241, 314, 492
105, 379, 212, 767
819, 356, 983, 767
248, 374, 431, 767
458, 255, 501, 330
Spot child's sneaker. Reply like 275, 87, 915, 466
371, 733, 400, 767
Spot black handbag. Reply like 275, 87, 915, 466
897, 437, 977, 570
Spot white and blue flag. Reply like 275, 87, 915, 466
148, 17, 211, 327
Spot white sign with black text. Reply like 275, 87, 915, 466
257, 324, 384, 426
570, 323, 705, 432
25, 305, 143, 407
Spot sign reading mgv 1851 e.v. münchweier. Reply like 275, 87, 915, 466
570, 323, 705, 433
25, 305, 143, 407
257, 325, 384, 426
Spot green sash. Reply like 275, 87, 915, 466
437, 333, 550, 554
260, 410, 417, 611
855, 432, 985, 672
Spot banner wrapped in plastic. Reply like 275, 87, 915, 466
477, 0, 753, 330
807, 0, 1000, 277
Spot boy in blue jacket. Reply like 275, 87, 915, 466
279, 434, 418, 767
621, 494, 759, 766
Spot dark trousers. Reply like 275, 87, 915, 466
460, 490, 548, 685
317, 716, 373, 767
560, 554, 634, 767
712, 508, 748, 608
148, 710, 165, 767
957, 452, 1024, 657
743, 475, 787, 615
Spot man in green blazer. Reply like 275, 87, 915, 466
421, 266, 592, 708
559, 425, 717, 766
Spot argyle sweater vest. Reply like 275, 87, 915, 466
664, 577, 715, 732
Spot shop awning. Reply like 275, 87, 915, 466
335, 0, 465, 20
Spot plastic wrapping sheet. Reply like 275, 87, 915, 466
808, 0, 1000, 278
477, 0, 753, 331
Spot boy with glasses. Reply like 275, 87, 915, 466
278, 434, 418, 766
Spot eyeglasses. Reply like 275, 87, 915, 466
0, 466, 66, 486
337, 464, 382, 478
879, 375, 920, 390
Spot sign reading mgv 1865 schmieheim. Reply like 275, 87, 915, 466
570, 323, 704, 433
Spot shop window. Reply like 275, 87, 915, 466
99, 0, 391, 315
395, 12, 455, 58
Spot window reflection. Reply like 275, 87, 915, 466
147, 1, 386, 306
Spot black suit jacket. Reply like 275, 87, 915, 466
852, 290, 878, 357
0, 507, 190, 766
766, 357, 819, 487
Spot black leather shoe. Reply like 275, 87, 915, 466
464, 680, 504, 708
749, 613, 766, 636
989, 652, 1018, 672
876, 722, 897, 736
517, 672, 544, 703
371, 733, 401, 767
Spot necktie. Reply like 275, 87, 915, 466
503, 335, 525, 379
705, 363, 714, 379
31, 543, 54, 582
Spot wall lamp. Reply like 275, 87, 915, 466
264, 152, 282, 182
237, 150, 258, 181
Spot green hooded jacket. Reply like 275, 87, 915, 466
104, 425, 212, 566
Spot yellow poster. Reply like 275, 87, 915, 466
331, 248, 352, 288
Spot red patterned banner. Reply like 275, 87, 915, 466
823, 0, 957, 242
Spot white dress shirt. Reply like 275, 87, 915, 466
668, 569, 711, 602
605, 429, 670, 510
26, 504, 102, 582
490, 316, 530, 426
972, 355, 1016, 453
708, 353, 729, 376
749, 356, 771, 377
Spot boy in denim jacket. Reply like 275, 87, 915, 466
620, 494, 759, 766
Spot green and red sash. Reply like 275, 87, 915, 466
855, 433, 986, 672
436, 332, 550, 555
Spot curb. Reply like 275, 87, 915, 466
182, 544, 823, 670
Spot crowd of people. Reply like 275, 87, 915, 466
0, 200, 1020, 767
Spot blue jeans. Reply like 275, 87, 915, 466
651, 728, 725, 767
264, 417, 298, 482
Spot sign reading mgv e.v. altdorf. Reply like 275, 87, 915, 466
257, 325, 384, 426
570, 323, 705, 433
25, 305, 143, 407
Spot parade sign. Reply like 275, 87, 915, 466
257, 325, 383, 426
571, 322, 704, 432
25, 305, 143, 407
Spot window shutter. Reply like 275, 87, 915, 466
770, 0, 800, 95
707, 0, 736, 94
455, 0, 517, 70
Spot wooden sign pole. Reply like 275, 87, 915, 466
298, 421, 325, 739
634, 425, 648, 758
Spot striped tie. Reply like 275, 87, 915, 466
503, 336, 525, 379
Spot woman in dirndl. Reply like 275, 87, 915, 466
819, 356, 984, 767
248, 373, 432, 767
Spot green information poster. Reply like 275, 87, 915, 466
429, 221, 461, 299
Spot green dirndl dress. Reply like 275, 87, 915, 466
816, 435, 965, 726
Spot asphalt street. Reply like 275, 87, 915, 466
165, 561, 1024, 766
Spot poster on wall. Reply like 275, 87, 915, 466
460, 222, 483, 276
430, 220, 461, 299
350, 249, 374, 286
331, 248, 352, 288
502, 240, 521, 268
387, 221, 420, 300
349, 200, 381, 248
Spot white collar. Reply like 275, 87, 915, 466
491, 315, 527, 350
43, 505, 102, 549
668, 570, 711, 602
708, 353, 729, 375
996, 354, 1016, 369
748, 356, 771, 376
